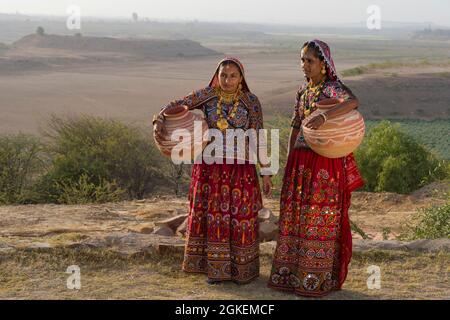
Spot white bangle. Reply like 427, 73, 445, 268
319, 113, 327, 123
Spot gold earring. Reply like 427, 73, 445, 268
321, 67, 327, 75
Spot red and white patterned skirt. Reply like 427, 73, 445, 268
182, 161, 263, 284
268, 148, 364, 297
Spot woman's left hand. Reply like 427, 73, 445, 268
262, 176, 273, 198
304, 114, 325, 130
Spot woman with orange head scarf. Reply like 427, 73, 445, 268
153, 57, 272, 284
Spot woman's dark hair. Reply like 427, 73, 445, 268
300, 41, 356, 98
219, 60, 242, 76
301, 41, 325, 61
301, 41, 329, 76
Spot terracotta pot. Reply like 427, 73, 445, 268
302, 98, 365, 158
154, 105, 208, 161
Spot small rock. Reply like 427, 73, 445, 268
155, 214, 188, 232
260, 241, 277, 255
28, 242, 53, 249
155, 243, 185, 255
406, 238, 450, 252
128, 223, 154, 234
176, 217, 189, 237
175, 208, 186, 215
258, 208, 278, 223
258, 208, 271, 220
152, 226, 175, 237
67, 243, 98, 249
0, 244, 15, 254
259, 221, 278, 242
353, 239, 450, 253
353, 240, 408, 252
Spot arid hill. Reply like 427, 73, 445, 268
0, 33, 220, 73
11, 33, 219, 58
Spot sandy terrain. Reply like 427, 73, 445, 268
0, 186, 449, 300
0, 185, 447, 247
1, 51, 450, 135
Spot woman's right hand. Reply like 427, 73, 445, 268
153, 119, 167, 140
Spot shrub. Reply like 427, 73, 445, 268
400, 203, 450, 240
0, 134, 45, 204
355, 120, 445, 194
55, 173, 125, 204
37, 115, 171, 203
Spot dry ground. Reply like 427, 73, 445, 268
0, 246, 448, 300
1, 51, 450, 135
0, 187, 449, 300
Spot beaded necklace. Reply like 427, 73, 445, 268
301, 79, 326, 117
215, 85, 242, 131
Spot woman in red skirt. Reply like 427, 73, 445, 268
153, 57, 272, 284
267, 40, 365, 297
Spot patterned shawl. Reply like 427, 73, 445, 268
304, 39, 343, 83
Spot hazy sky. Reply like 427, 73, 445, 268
1, 0, 449, 26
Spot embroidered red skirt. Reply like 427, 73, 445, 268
268, 148, 364, 297
182, 161, 262, 284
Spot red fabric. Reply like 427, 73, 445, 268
345, 153, 365, 193
338, 153, 364, 288
268, 148, 364, 296
183, 161, 262, 283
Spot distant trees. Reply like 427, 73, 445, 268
36, 26, 45, 36
132, 12, 138, 22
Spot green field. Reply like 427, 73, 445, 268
268, 117, 450, 160
365, 120, 450, 160
267, 117, 449, 159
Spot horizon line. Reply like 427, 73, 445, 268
1, 11, 449, 29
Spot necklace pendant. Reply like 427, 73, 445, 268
217, 118, 229, 131
304, 109, 311, 117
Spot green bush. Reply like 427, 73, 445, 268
37, 115, 171, 203
55, 173, 125, 204
355, 120, 446, 194
0, 134, 45, 204
364, 120, 450, 160
400, 203, 450, 240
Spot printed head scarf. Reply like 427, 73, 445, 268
303, 39, 343, 83
209, 57, 250, 92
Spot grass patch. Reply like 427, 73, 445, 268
0, 247, 449, 299
48, 233, 90, 245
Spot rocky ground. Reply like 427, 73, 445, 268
0, 185, 449, 300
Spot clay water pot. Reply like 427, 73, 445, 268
154, 105, 208, 161
302, 98, 365, 158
